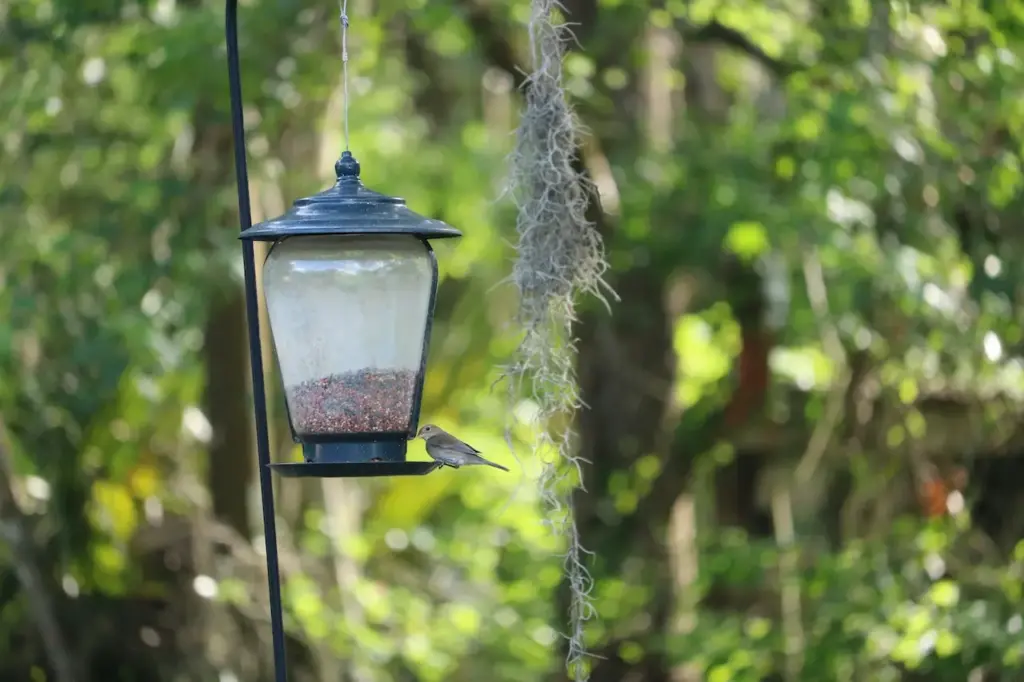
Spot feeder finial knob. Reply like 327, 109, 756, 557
335, 151, 361, 180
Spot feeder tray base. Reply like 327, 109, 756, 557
269, 461, 441, 478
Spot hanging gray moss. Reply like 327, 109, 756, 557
502, 0, 615, 679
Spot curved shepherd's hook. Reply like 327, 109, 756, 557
225, 1, 289, 680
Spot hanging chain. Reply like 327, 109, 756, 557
338, 0, 351, 151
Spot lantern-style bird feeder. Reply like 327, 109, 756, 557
226, 2, 460, 679
240, 151, 460, 478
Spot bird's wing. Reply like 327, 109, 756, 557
465, 453, 509, 471
449, 439, 481, 455
433, 432, 482, 455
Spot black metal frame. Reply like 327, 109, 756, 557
225, 3, 460, 677
225, 2, 288, 681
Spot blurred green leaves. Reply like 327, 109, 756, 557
724, 221, 770, 262
3, 0, 1024, 680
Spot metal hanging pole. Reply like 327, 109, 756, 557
225, 2, 289, 680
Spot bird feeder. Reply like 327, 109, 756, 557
240, 151, 461, 478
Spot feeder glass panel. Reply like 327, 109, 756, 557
263, 235, 433, 439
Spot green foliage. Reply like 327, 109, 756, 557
3, 0, 1024, 680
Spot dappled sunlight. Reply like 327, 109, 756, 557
4, 0, 1024, 680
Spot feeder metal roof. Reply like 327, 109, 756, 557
240, 151, 463, 242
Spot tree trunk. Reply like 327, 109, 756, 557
203, 290, 254, 537
568, 239, 680, 682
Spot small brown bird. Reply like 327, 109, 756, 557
417, 424, 509, 472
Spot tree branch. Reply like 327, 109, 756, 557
684, 20, 798, 78
461, 1, 526, 90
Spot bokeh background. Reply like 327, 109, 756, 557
3, 0, 1024, 681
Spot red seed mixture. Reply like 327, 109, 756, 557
287, 368, 417, 437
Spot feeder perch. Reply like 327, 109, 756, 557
240, 151, 461, 478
